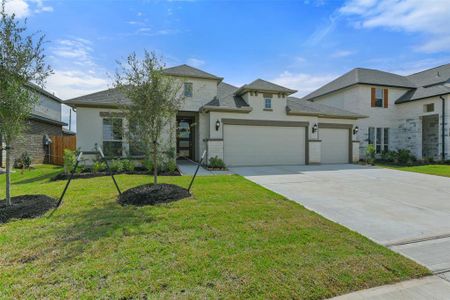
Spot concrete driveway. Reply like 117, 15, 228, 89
231, 164, 450, 277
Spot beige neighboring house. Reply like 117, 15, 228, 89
65, 64, 365, 167
0, 84, 67, 167
302, 64, 450, 161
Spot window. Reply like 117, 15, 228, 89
127, 121, 145, 157
184, 82, 193, 97
424, 103, 434, 112
103, 118, 123, 157
383, 128, 389, 152
375, 88, 384, 107
368, 127, 375, 145
368, 127, 389, 154
264, 98, 272, 109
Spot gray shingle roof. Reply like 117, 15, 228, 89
162, 64, 223, 81
235, 79, 297, 95
302, 68, 416, 101
204, 82, 249, 109
407, 63, 450, 87
287, 97, 366, 119
27, 82, 63, 103
396, 84, 450, 103
64, 88, 128, 107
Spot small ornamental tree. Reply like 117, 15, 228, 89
0, 1, 52, 205
114, 51, 184, 185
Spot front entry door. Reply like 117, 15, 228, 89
177, 117, 194, 159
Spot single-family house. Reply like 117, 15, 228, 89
65, 65, 364, 166
0, 84, 67, 166
302, 64, 450, 160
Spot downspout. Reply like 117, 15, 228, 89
440, 96, 446, 161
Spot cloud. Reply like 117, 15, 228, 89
4, 0, 29, 18
331, 50, 356, 58
340, 0, 450, 52
304, 12, 341, 46
272, 71, 336, 97
4, 0, 53, 18
186, 58, 205, 68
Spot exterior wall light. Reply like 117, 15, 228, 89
312, 123, 318, 133
353, 126, 359, 135
215, 120, 221, 131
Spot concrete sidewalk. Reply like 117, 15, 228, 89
331, 276, 450, 300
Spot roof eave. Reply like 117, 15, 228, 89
235, 87, 297, 96
286, 109, 367, 119
395, 92, 450, 104
200, 105, 252, 113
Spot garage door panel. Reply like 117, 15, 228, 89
320, 128, 349, 164
224, 125, 305, 166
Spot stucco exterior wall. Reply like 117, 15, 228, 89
176, 77, 218, 112
313, 84, 449, 160
76, 107, 174, 163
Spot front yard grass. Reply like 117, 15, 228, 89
379, 164, 450, 178
0, 165, 428, 299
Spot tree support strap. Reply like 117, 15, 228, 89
49, 146, 121, 216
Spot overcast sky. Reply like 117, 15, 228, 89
5, 0, 450, 131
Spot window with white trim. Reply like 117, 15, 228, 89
103, 118, 123, 157
375, 88, 384, 107
264, 98, 272, 109
184, 82, 193, 97
368, 127, 389, 154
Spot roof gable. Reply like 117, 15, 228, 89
302, 68, 416, 101
162, 64, 223, 81
235, 79, 297, 95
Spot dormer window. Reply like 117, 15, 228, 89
184, 82, 193, 97
264, 98, 272, 109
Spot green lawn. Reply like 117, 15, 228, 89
0, 165, 428, 299
380, 164, 450, 178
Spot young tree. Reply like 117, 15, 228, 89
114, 51, 184, 185
0, 1, 52, 205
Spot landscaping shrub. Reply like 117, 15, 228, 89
91, 161, 106, 174
14, 152, 32, 171
63, 149, 77, 174
397, 149, 414, 165
143, 158, 153, 172
365, 145, 376, 165
209, 156, 226, 169
167, 160, 177, 173
110, 159, 124, 172
122, 159, 136, 172
381, 150, 396, 162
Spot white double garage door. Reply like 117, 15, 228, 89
223, 120, 350, 166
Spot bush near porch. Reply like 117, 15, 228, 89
0, 165, 428, 299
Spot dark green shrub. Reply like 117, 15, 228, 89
167, 160, 177, 173
397, 149, 415, 165
209, 156, 226, 169
143, 158, 153, 171
110, 159, 124, 172
122, 159, 136, 172
381, 150, 396, 162
365, 145, 376, 165
14, 152, 32, 170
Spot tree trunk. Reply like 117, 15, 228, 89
152, 141, 158, 185
5, 146, 11, 205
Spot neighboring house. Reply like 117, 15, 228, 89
302, 64, 450, 161
65, 64, 364, 167
0, 84, 67, 167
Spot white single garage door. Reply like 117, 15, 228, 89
224, 124, 305, 166
320, 128, 349, 164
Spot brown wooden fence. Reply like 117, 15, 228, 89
49, 135, 76, 165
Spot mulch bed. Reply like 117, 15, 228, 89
0, 195, 58, 224
51, 170, 180, 181
118, 184, 190, 206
